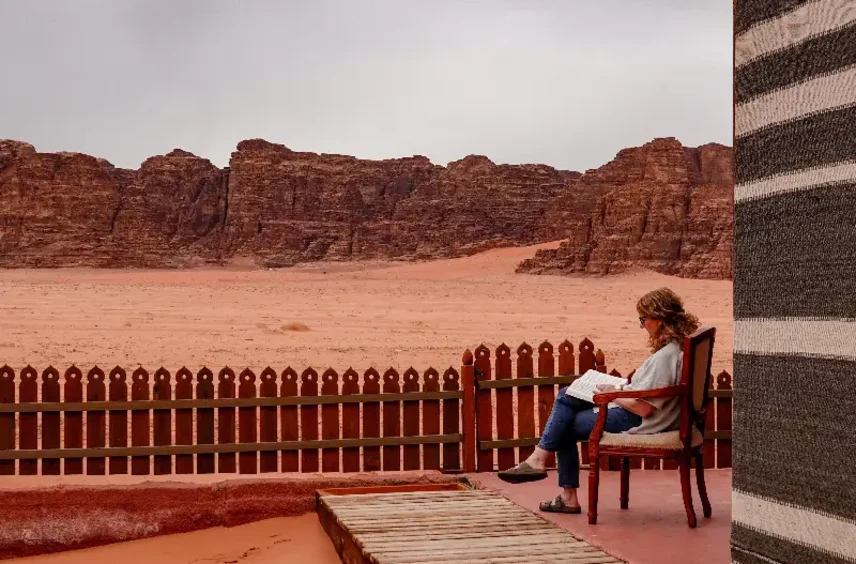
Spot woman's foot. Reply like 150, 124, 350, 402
497, 449, 550, 483
539, 495, 582, 514
497, 460, 548, 483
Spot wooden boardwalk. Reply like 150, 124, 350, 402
317, 484, 623, 564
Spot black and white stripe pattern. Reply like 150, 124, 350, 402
734, 1, 856, 563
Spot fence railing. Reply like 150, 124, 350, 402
0, 338, 731, 476
0, 365, 468, 475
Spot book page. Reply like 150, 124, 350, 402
566, 369, 627, 403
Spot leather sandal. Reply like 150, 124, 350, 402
539, 495, 582, 514
497, 461, 548, 484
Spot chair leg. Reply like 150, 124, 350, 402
695, 452, 712, 518
588, 457, 600, 524
679, 457, 697, 528
620, 457, 630, 510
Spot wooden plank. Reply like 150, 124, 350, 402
321, 369, 340, 473
382, 369, 401, 471
280, 368, 299, 472
495, 344, 514, 471
516, 344, 536, 463
537, 341, 557, 470
108, 367, 128, 475
64, 366, 84, 475
703, 397, 716, 468
300, 368, 319, 473
0, 434, 464, 460
18, 366, 38, 475
578, 339, 595, 468
0, 391, 464, 412
175, 367, 194, 474
716, 371, 733, 468
0, 366, 13, 475
475, 376, 576, 390
442, 368, 461, 471
474, 345, 494, 472
41, 367, 61, 475
402, 368, 420, 471
238, 369, 258, 474
421, 368, 440, 471
152, 368, 172, 475
130, 367, 150, 475
317, 483, 467, 497
259, 367, 279, 473
341, 368, 360, 473
362, 368, 381, 472
86, 367, 107, 475
217, 368, 237, 473
196, 367, 215, 474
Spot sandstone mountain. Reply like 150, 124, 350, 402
516, 138, 734, 279
0, 137, 732, 278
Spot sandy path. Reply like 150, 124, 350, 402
0, 242, 733, 376
13, 514, 340, 564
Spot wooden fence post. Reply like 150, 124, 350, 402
461, 350, 476, 473
716, 371, 733, 468
19, 366, 38, 475
579, 339, 595, 467
516, 343, 536, 463
495, 344, 514, 471
474, 345, 493, 472
595, 350, 606, 373
537, 341, 556, 470
0, 366, 15, 476
42, 367, 61, 475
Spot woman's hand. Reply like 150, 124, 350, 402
595, 384, 618, 392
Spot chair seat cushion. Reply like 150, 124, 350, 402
599, 427, 704, 450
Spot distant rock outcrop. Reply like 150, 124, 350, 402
516, 138, 733, 279
0, 138, 579, 268
0, 137, 732, 278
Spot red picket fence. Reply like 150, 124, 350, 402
0, 365, 468, 476
0, 338, 731, 476
460, 338, 733, 473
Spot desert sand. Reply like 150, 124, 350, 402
0, 242, 733, 376
14, 513, 340, 564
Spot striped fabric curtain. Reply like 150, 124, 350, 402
734, 1, 856, 563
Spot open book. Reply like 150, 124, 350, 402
567, 369, 628, 404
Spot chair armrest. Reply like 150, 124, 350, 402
592, 384, 684, 405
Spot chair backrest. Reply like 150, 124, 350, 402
679, 325, 716, 445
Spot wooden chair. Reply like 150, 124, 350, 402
587, 325, 716, 528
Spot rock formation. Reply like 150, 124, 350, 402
516, 138, 733, 279
0, 138, 579, 268
0, 137, 733, 278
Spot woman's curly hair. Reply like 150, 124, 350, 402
637, 287, 700, 352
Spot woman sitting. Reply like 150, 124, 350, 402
497, 287, 700, 514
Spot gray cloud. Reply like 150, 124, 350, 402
0, 0, 732, 171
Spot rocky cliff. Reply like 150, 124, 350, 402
0, 137, 733, 277
516, 138, 734, 279
0, 138, 579, 268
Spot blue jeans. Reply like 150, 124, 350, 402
538, 386, 642, 488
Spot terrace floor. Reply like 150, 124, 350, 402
473, 468, 733, 564
6, 468, 732, 563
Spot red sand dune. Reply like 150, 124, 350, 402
0, 242, 733, 376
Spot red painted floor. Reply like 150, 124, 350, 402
473, 468, 732, 564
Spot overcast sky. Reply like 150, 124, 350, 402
1, 1, 732, 171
